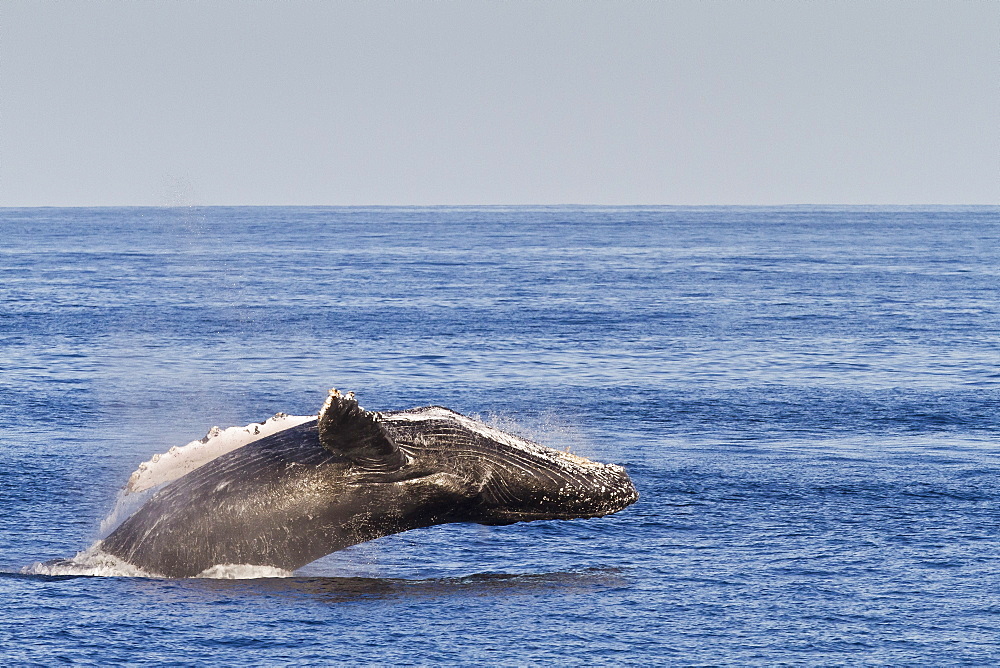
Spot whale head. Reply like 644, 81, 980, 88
321, 392, 639, 526
472, 447, 639, 525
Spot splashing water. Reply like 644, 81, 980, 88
22, 544, 157, 578
22, 545, 294, 579
478, 411, 597, 459
194, 564, 294, 579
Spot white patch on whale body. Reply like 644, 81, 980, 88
124, 413, 315, 495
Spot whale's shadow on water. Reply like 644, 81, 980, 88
192, 568, 631, 603
1, 567, 629, 603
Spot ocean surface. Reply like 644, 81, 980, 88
1, 205, 998, 665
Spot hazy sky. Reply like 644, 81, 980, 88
2, 1, 997, 206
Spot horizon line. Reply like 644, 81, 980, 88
2, 203, 997, 209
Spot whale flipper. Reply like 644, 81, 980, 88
318, 389, 406, 471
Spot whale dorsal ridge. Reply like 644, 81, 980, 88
317, 389, 406, 471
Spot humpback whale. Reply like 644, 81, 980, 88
100, 390, 639, 578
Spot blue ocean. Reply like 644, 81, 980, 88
1, 206, 998, 664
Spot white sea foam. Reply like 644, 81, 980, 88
23, 544, 293, 579
195, 564, 293, 579
22, 544, 157, 578
124, 413, 315, 495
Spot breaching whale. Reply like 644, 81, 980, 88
100, 390, 639, 578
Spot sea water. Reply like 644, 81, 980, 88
0, 206, 998, 664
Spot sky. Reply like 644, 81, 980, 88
1, 1, 997, 206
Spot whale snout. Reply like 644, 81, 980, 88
546, 460, 639, 518
475, 450, 639, 524
602, 462, 640, 510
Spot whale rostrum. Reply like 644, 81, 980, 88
100, 390, 639, 578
